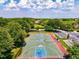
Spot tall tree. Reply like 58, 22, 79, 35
5, 21, 27, 47
0, 28, 14, 59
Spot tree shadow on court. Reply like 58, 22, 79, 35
14, 41, 27, 48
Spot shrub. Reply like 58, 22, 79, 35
45, 25, 53, 31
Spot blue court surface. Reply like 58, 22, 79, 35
35, 47, 46, 58
18, 32, 64, 59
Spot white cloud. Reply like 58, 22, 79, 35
56, 0, 61, 2
0, 0, 6, 4
17, 0, 29, 8
4, 7, 20, 11
1, 0, 76, 12
5, 0, 19, 11
46, 0, 53, 8
17, 0, 54, 9
3, 0, 62, 10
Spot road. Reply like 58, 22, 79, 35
68, 32, 79, 38
55, 29, 79, 44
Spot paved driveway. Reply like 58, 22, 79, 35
55, 30, 79, 44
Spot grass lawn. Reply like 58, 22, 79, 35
55, 34, 69, 49
59, 39, 70, 49
12, 48, 22, 59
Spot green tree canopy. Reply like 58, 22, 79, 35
34, 24, 44, 30
0, 27, 14, 59
5, 21, 27, 47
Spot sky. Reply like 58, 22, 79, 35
0, 0, 79, 18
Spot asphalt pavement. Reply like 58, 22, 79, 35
54, 30, 79, 44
